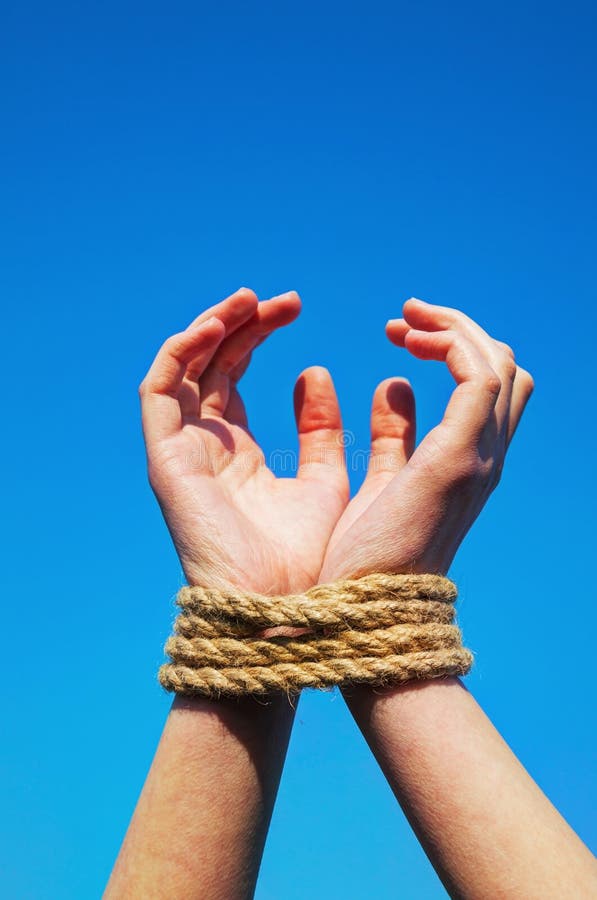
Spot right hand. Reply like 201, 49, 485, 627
320, 298, 534, 582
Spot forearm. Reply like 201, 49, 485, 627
105, 693, 296, 900
344, 677, 596, 899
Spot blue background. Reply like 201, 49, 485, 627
1, 2, 595, 897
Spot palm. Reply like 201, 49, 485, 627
154, 418, 346, 593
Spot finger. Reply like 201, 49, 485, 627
402, 298, 512, 374
507, 366, 534, 445
404, 328, 501, 441
402, 298, 516, 436
176, 288, 259, 420
183, 288, 257, 392
226, 293, 301, 383
187, 287, 259, 335
294, 367, 348, 493
315, 378, 416, 547
210, 292, 301, 377
200, 292, 301, 419
392, 299, 512, 372
139, 317, 226, 445
368, 378, 416, 480
385, 317, 410, 347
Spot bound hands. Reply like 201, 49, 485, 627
139, 288, 534, 595
123, 298, 597, 900
111, 288, 597, 900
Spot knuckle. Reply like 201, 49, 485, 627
452, 450, 497, 488
163, 331, 186, 359
455, 452, 486, 482
484, 371, 502, 396
164, 333, 180, 354
435, 305, 458, 325
497, 340, 515, 360
495, 342, 517, 381
452, 309, 480, 334
450, 332, 472, 356
501, 356, 518, 382
518, 367, 535, 394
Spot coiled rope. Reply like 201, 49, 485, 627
159, 573, 473, 698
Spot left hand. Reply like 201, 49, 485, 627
320, 298, 534, 582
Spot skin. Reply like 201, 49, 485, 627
344, 679, 597, 900
106, 291, 596, 899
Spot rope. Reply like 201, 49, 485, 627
158, 574, 473, 698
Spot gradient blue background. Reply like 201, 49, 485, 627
1, 2, 595, 897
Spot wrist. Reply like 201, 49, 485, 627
181, 562, 316, 598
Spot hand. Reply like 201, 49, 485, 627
320, 298, 534, 581
140, 288, 349, 595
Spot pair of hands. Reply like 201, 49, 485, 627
139, 288, 533, 597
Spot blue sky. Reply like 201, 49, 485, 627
1, 2, 595, 897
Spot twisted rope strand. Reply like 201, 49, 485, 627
159, 574, 472, 697
177, 597, 457, 632
174, 596, 456, 638
178, 574, 456, 621
165, 624, 462, 668
160, 648, 474, 698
